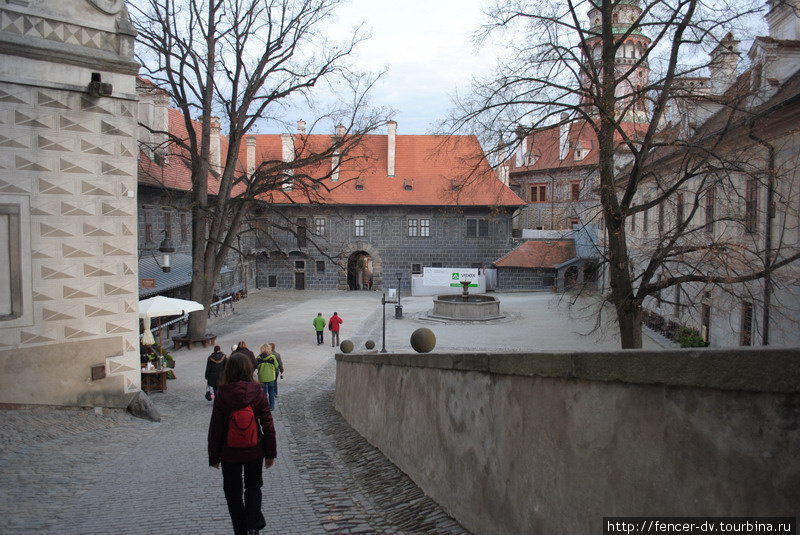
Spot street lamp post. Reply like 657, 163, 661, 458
395, 271, 403, 319
158, 231, 175, 273
381, 293, 387, 353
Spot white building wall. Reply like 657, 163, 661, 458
0, 0, 141, 407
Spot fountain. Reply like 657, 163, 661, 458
429, 280, 503, 321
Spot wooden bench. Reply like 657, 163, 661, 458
172, 334, 217, 350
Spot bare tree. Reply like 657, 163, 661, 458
450, 0, 800, 348
131, 0, 387, 337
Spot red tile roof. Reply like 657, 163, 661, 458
252, 134, 525, 207
494, 240, 576, 268
138, 108, 223, 195
138, 96, 524, 208
510, 120, 646, 173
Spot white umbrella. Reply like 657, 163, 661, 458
141, 316, 156, 346
138, 296, 205, 318
138, 296, 205, 355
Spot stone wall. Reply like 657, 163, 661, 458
257, 205, 518, 291
496, 266, 556, 290
335, 349, 800, 535
0, 0, 141, 407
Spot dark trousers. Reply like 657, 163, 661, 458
221, 458, 265, 535
315, 330, 324, 344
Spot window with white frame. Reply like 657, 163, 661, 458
354, 218, 365, 237
0, 204, 21, 319
0, 195, 31, 325
408, 218, 419, 237
314, 217, 326, 236
420, 218, 430, 237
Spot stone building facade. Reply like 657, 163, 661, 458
256, 204, 518, 293
136, 99, 525, 296
627, 0, 800, 348
0, 0, 141, 407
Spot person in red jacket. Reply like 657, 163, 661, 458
208, 353, 276, 535
328, 311, 343, 347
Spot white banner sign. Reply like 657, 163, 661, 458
422, 267, 479, 288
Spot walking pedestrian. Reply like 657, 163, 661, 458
205, 345, 227, 398
312, 312, 326, 344
234, 341, 257, 371
208, 353, 276, 535
328, 312, 343, 347
270, 343, 283, 398
256, 344, 280, 410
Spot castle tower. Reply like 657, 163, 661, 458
581, 0, 651, 123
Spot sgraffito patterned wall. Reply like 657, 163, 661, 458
0, 81, 141, 401
0, 0, 141, 406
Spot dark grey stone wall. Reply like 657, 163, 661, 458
254, 205, 519, 291
137, 186, 192, 255
496, 267, 556, 290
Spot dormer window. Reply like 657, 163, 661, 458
355, 179, 364, 191
573, 141, 588, 161
403, 178, 413, 191
525, 151, 539, 166
451, 179, 461, 191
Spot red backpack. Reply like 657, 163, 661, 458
227, 406, 258, 448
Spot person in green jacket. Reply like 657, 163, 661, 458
312, 312, 326, 345
256, 343, 280, 410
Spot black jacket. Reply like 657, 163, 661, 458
205, 351, 226, 387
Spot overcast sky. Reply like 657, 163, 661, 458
292, 0, 500, 135
269, 0, 767, 136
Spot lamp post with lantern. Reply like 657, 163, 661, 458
395, 271, 403, 319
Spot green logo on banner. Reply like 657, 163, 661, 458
451, 273, 460, 280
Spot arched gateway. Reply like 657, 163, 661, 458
339, 243, 383, 291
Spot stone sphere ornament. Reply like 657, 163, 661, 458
410, 328, 436, 353
339, 339, 354, 353
365, 340, 375, 350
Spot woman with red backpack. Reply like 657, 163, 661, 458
208, 352, 277, 535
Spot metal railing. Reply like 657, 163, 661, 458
208, 295, 234, 318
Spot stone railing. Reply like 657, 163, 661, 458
334, 349, 800, 535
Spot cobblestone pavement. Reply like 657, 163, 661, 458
0, 289, 661, 534
0, 290, 469, 535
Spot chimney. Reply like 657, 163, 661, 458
209, 116, 221, 172
281, 133, 294, 189
498, 138, 509, 186
766, 0, 800, 40
331, 125, 345, 182
559, 113, 570, 161
709, 33, 740, 95
387, 120, 397, 177
136, 83, 169, 160
281, 133, 294, 164
246, 136, 257, 176
297, 119, 306, 134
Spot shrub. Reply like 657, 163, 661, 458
675, 326, 709, 348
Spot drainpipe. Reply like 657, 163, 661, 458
748, 126, 775, 346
